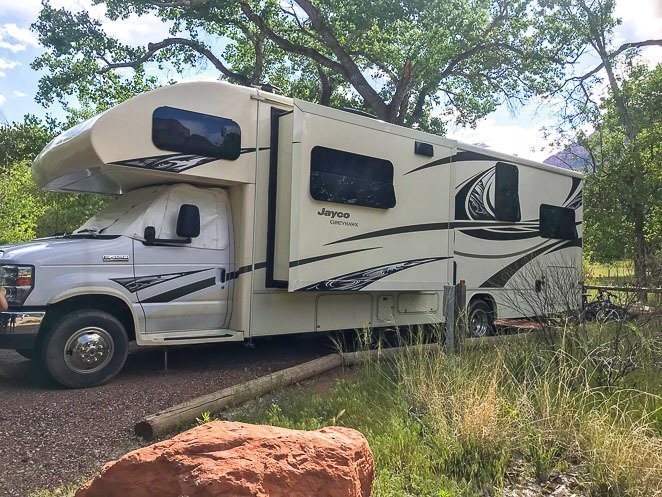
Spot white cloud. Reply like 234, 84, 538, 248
0, 23, 39, 47
0, 71, 5, 77
448, 117, 553, 162
13, 90, 27, 97
0, 40, 26, 53
0, 57, 20, 70
0, 94, 6, 105
46, 0, 172, 46
613, 0, 662, 67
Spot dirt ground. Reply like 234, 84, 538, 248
0, 334, 335, 496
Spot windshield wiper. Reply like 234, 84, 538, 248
74, 228, 99, 237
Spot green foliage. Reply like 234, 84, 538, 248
0, 161, 109, 245
582, 64, 662, 269
0, 162, 46, 243
0, 115, 58, 171
0, 115, 111, 245
32, 0, 584, 129
232, 322, 661, 496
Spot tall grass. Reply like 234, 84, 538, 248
234, 320, 661, 496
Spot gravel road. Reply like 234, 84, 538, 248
0, 334, 333, 496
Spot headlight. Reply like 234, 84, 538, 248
0, 265, 35, 306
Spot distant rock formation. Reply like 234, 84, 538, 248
544, 143, 593, 171
76, 421, 375, 497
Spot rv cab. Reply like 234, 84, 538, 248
0, 81, 583, 387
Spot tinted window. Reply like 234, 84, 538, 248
152, 106, 241, 160
495, 162, 521, 222
310, 146, 396, 209
540, 204, 578, 240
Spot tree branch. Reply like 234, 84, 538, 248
99, 37, 251, 85
567, 39, 662, 83
290, 0, 388, 119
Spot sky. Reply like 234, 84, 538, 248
0, 0, 660, 161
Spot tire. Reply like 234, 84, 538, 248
41, 309, 128, 388
468, 300, 495, 338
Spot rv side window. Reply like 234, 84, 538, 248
495, 162, 521, 222
540, 204, 578, 240
310, 146, 396, 209
152, 106, 241, 160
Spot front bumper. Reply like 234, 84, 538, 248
0, 309, 45, 349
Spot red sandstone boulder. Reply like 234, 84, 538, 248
76, 421, 374, 497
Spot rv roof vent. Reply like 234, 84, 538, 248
339, 107, 377, 119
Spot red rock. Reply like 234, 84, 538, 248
75, 421, 374, 497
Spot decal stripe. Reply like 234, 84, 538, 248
459, 229, 542, 241
455, 240, 549, 259
142, 277, 217, 303
479, 241, 564, 288
298, 257, 450, 291
325, 221, 538, 246
289, 247, 382, 268
111, 269, 210, 293
325, 222, 449, 245
564, 177, 582, 204
405, 151, 502, 176
478, 238, 582, 288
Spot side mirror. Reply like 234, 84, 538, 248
144, 226, 156, 243
177, 204, 200, 239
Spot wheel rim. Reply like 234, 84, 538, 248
63, 327, 114, 374
470, 309, 489, 337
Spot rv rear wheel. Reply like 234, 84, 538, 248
468, 300, 495, 337
41, 309, 128, 388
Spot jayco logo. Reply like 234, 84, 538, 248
317, 207, 350, 219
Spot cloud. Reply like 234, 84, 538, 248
0, 71, 5, 77
0, 94, 6, 105
0, 57, 20, 70
447, 117, 552, 162
13, 90, 27, 97
0, 23, 39, 47
0, 41, 26, 53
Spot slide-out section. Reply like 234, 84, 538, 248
268, 99, 454, 293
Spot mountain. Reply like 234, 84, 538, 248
544, 143, 593, 171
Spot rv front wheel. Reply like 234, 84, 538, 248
468, 300, 495, 337
41, 310, 128, 388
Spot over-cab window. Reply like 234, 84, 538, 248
495, 162, 521, 222
310, 146, 396, 209
540, 204, 578, 240
152, 106, 241, 160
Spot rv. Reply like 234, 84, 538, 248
0, 82, 583, 387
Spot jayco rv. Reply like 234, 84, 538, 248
0, 82, 583, 387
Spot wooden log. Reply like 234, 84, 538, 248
463, 329, 550, 350
341, 344, 442, 366
135, 354, 343, 441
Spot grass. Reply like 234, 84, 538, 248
228, 321, 661, 497
32, 320, 661, 497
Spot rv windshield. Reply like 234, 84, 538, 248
74, 187, 164, 237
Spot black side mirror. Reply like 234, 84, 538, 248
144, 226, 156, 243
177, 204, 200, 239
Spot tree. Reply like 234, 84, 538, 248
33, 0, 584, 132
0, 115, 58, 172
547, 0, 661, 288
581, 64, 661, 284
0, 117, 109, 244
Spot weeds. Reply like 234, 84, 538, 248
233, 319, 661, 496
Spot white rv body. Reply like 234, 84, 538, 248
1, 81, 582, 386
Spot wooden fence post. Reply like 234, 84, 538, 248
444, 285, 455, 354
